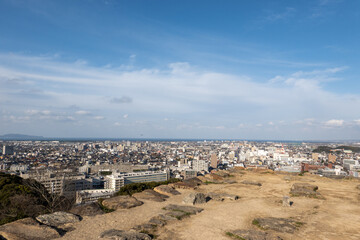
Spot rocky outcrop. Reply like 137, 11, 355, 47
132, 189, 169, 202
133, 204, 203, 236
162, 204, 204, 214
241, 180, 262, 186
282, 196, 291, 207
36, 211, 81, 227
102, 195, 143, 210
69, 202, 104, 216
226, 229, 283, 240
252, 217, 303, 233
0, 217, 61, 240
206, 192, 239, 201
153, 185, 181, 196
99, 229, 152, 240
290, 183, 322, 198
183, 192, 208, 205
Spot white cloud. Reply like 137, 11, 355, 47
75, 110, 91, 115
123, 114, 128, 119
323, 119, 344, 127
93, 116, 105, 120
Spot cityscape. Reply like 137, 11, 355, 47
1, 0, 360, 239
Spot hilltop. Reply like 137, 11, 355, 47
1, 170, 360, 240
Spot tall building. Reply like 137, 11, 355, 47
192, 159, 209, 172
2, 145, 14, 155
210, 153, 218, 169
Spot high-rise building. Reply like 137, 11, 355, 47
2, 145, 14, 155
192, 159, 209, 172
210, 153, 218, 169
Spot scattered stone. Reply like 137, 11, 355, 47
207, 192, 239, 201
242, 180, 262, 186
153, 185, 181, 196
356, 185, 360, 190
183, 192, 208, 205
290, 183, 322, 198
36, 211, 81, 227
224, 179, 237, 184
226, 229, 283, 240
171, 181, 198, 189
102, 195, 143, 210
252, 217, 304, 233
163, 204, 203, 214
282, 196, 292, 207
133, 189, 168, 202
0, 217, 61, 240
69, 202, 104, 216
165, 210, 191, 220
99, 229, 152, 240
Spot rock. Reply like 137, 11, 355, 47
102, 195, 143, 209
290, 183, 322, 198
163, 204, 203, 214
241, 180, 262, 186
0, 217, 61, 240
207, 192, 239, 201
224, 179, 237, 184
282, 196, 291, 207
99, 229, 152, 240
252, 217, 304, 233
226, 229, 283, 240
356, 185, 360, 190
154, 185, 181, 196
36, 211, 81, 227
69, 202, 104, 216
183, 192, 208, 205
184, 177, 203, 185
132, 189, 168, 202
171, 181, 198, 190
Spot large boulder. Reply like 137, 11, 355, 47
102, 195, 143, 210
183, 192, 208, 205
206, 192, 239, 201
153, 185, 181, 196
132, 189, 168, 202
0, 217, 61, 240
226, 229, 283, 240
290, 183, 322, 198
99, 229, 152, 240
69, 202, 104, 216
252, 217, 303, 233
36, 211, 81, 227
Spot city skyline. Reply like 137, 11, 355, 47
1, 0, 360, 140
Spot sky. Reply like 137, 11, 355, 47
0, 0, 360, 140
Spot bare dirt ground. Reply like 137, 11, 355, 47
61, 171, 360, 240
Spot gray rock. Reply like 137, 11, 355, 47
36, 211, 81, 227
99, 229, 152, 240
183, 192, 208, 205
282, 196, 291, 207
132, 189, 168, 202
253, 217, 304, 233
163, 204, 203, 214
69, 202, 104, 216
226, 229, 283, 240
153, 185, 181, 196
102, 195, 143, 209
0, 217, 61, 240
207, 192, 239, 201
241, 180, 262, 186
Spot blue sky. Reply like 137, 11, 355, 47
1, 0, 360, 140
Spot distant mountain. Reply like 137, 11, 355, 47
0, 134, 45, 140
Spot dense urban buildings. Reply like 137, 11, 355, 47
1, 139, 360, 203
